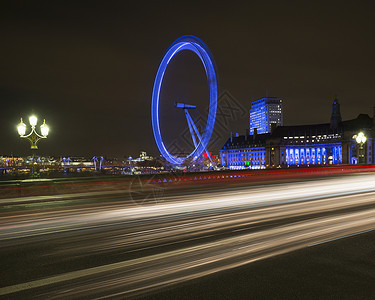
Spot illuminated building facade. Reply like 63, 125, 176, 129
272, 125, 344, 167
220, 134, 269, 170
249, 97, 283, 135
221, 99, 375, 169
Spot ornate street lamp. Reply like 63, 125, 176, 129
354, 132, 366, 164
17, 115, 49, 175
17, 115, 49, 149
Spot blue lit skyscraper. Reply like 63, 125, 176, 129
250, 97, 283, 134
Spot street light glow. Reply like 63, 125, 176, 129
354, 132, 367, 165
40, 120, 49, 137
17, 118, 26, 136
356, 132, 366, 144
29, 115, 38, 127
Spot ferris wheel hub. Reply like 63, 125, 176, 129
174, 102, 197, 110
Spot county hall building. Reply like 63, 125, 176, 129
220, 98, 375, 170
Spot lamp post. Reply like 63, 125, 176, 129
17, 115, 49, 174
354, 132, 366, 164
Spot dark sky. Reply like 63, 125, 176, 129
1, 1, 375, 158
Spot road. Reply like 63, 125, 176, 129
1, 172, 375, 299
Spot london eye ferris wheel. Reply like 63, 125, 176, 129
151, 35, 218, 165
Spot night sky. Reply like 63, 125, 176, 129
1, 1, 374, 158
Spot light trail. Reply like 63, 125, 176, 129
2, 174, 375, 240
2, 208, 375, 298
1, 173, 375, 298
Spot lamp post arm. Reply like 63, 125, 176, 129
20, 127, 47, 150
20, 126, 47, 139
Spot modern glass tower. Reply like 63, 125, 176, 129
250, 97, 283, 134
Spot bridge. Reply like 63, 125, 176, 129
1, 166, 375, 298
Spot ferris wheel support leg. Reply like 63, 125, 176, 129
185, 110, 198, 148
186, 111, 217, 169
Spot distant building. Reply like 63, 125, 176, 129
249, 97, 283, 135
0, 156, 24, 167
221, 99, 375, 170
132, 151, 153, 162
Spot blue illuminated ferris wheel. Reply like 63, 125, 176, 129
151, 35, 218, 165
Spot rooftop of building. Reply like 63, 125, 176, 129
251, 97, 283, 105
271, 113, 374, 137
221, 133, 272, 150
341, 114, 373, 131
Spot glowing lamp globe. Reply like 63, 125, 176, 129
356, 132, 366, 144
29, 115, 38, 127
17, 118, 26, 136
40, 120, 49, 137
